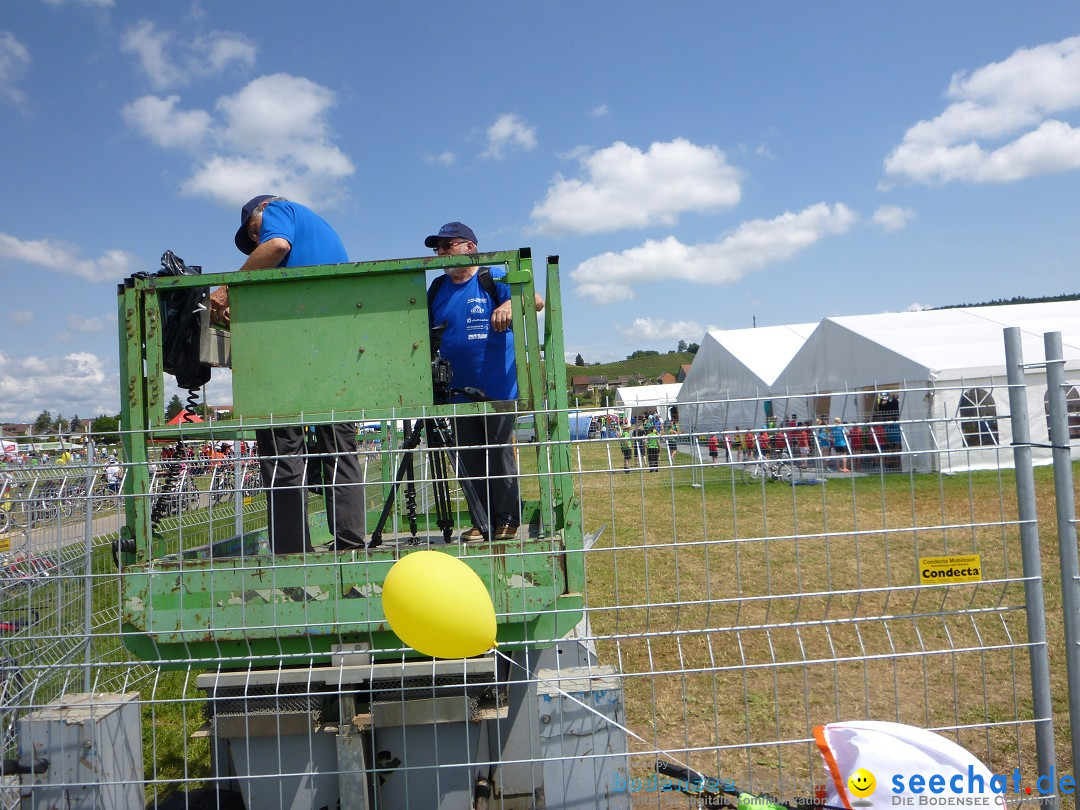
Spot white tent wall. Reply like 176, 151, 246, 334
615, 383, 682, 421
677, 323, 816, 435
770, 303, 1080, 474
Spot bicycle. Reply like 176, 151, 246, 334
0, 476, 12, 534
740, 454, 801, 485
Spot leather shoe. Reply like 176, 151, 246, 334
493, 524, 518, 541
460, 527, 485, 542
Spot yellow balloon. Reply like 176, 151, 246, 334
382, 550, 497, 659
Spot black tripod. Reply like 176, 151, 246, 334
369, 415, 453, 546
369, 323, 490, 546
369, 388, 491, 547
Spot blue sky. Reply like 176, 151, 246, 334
3, 1, 1080, 422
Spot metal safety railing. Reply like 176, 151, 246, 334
2, 357, 1080, 807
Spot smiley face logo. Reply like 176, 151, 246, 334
848, 768, 876, 798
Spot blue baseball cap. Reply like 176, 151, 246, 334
424, 222, 478, 249
234, 194, 275, 255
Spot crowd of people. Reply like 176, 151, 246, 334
707, 415, 906, 473
0, 445, 112, 469
615, 411, 679, 472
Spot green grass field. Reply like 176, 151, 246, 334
524, 443, 1067, 787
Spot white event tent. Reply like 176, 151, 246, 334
768, 302, 1080, 472
677, 323, 817, 435
615, 383, 682, 420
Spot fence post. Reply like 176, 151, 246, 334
1043, 331, 1080, 777
1004, 326, 1058, 806
84, 440, 95, 693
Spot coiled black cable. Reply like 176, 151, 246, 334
150, 393, 199, 531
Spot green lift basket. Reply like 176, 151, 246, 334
115, 249, 584, 667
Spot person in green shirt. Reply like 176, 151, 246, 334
646, 425, 661, 471
665, 423, 678, 465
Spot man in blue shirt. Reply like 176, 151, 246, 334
210, 196, 366, 554
425, 222, 543, 541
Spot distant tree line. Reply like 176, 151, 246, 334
936, 293, 1080, 310
574, 340, 700, 367
24, 409, 120, 443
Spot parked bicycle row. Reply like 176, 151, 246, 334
149, 458, 262, 519
0, 468, 121, 534
0, 555, 55, 597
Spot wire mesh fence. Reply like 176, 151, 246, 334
0, 376, 1072, 808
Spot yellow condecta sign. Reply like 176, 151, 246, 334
919, 554, 982, 585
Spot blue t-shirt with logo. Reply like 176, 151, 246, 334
429, 268, 517, 402
257, 201, 348, 267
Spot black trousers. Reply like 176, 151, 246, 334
255, 422, 366, 553
647, 446, 660, 468
452, 412, 520, 533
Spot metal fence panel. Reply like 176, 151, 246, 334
0, 387, 1065, 807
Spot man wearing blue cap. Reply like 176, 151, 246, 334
425, 222, 544, 542
210, 196, 366, 553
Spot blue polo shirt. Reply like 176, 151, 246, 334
429, 268, 517, 402
257, 201, 347, 267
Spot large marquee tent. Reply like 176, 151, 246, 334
677, 323, 817, 435
767, 302, 1080, 472
615, 383, 682, 420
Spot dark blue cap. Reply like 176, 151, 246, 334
234, 194, 275, 255
424, 222, 478, 249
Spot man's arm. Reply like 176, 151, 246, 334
208, 237, 292, 326
490, 292, 545, 332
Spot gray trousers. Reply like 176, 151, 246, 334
452, 412, 520, 532
256, 422, 366, 553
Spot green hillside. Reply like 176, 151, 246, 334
565, 352, 694, 388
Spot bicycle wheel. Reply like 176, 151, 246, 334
778, 462, 801, 485
0, 508, 8, 534
0, 655, 23, 753
740, 462, 765, 485
210, 471, 234, 506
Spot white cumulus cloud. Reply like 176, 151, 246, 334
872, 205, 916, 232
0, 233, 139, 282
615, 317, 705, 341
572, 202, 856, 304
0, 31, 30, 107
0, 351, 117, 423
482, 113, 537, 159
426, 150, 456, 166
531, 138, 743, 235
122, 20, 255, 89
884, 35, 1080, 185
66, 314, 113, 333
122, 94, 212, 149
123, 73, 354, 206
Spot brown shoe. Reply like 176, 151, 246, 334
493, 524, 518, 541
460, 527, 485, 542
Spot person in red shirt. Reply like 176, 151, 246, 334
708, 433, 719, 463
848, 424, 864, 472
796, 423, 810, 468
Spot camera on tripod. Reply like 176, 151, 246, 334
430, 323, 453, 403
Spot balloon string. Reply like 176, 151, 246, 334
492, 649, 697, 775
